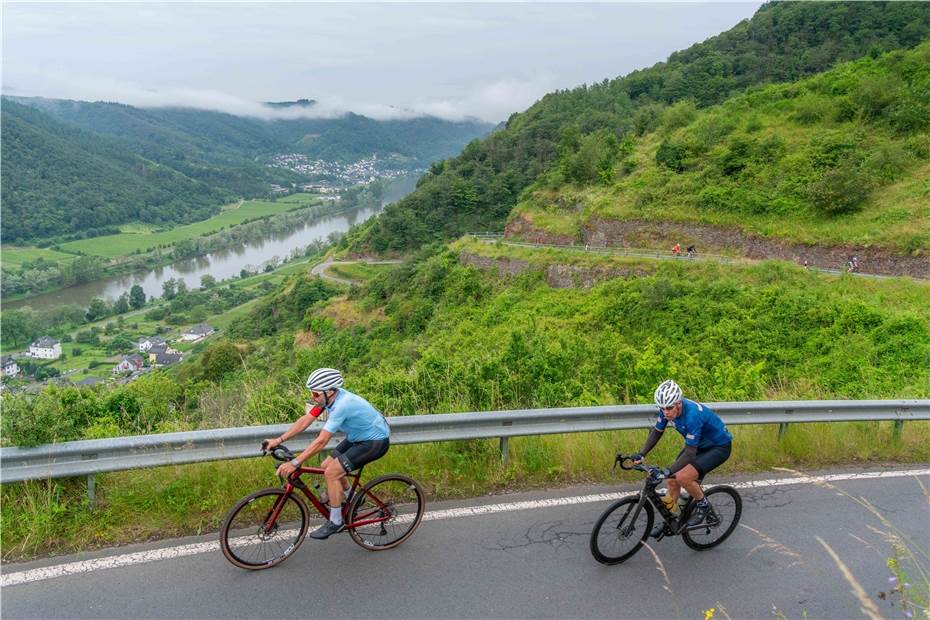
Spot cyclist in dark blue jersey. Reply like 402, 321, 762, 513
632, 380, 732, 535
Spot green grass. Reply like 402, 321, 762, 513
58, 195, 320, 258
0, 246, 78, 269
1, 420, 926, 561
52, 342, 115, 374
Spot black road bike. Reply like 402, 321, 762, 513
590, 454, 742, 565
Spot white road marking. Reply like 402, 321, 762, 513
2, 468, 927, 587
420, 468, 930, 521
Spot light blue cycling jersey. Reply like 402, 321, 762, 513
655, 398, 732, 449
322, 388, 390, 442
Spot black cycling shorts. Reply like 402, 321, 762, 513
331, 438, 390, 473
679, 442, 732, 478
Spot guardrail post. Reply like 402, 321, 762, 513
893, 420, 904, 440
499, 437, 509, 464
778, 422, 789, 440
86, 474, 96, 507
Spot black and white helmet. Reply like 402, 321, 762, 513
654, 380, 683, 408
306, 368, 344, 391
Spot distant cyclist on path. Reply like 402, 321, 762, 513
263, 368, 390, 540
632, 380, 732, 537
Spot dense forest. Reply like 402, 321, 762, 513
1, 97, 491, 242
353, 1, 930, 252
1, 100, 232, 242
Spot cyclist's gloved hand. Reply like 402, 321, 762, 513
631, 453, 645, 464
261, 437, 281, 453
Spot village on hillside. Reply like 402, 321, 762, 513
0, 323, 216, 391
268, 153, 417, 195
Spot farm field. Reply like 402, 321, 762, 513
0, 246, 77, 269
56, 194, 319, 258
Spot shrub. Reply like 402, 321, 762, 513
201, 341, 244, 382
863, 142, 913, 183
660, 99, 697, 132
656, 139, 687, 172
807, 159, 873, 215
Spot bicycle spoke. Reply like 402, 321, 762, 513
348, 475, 424, 550
590, 497, 653, 565
221, 490, 308, 569
681, 486, 742, 550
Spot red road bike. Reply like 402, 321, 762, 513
220, 444, 425, 570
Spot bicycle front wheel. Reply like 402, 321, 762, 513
681, 485, 742, 550
590, 495, 654, 565
348, 474, 425, 551
220, 488, 309, 570
591, 495, 655, 564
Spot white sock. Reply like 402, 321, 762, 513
329, 505, 343, 526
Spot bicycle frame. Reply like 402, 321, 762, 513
262, 466, 395, 533
617, 458, 716, 538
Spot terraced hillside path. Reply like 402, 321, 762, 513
474, 233, 928, 281
311, 258, 403, 285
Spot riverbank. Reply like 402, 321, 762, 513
1, 194, 328, 305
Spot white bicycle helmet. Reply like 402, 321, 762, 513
306, 367, 344, 391
654, 380, 683, 408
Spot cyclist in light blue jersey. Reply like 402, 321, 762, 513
264, 368, 390, 540
632, 380, 732, 536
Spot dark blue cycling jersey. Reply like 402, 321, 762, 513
655, 398, 732, 449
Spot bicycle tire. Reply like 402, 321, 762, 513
681, 486, 742, 551
347, 474, 425, 551
590, 495, 654, 565
220, 488, 309, 570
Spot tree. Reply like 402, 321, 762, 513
66, 256, 105, 285
113, 292, 130, 315
200, 274, 217, 289
1, 309, 40, 347
129, 285, 146, 309
201, 341, 243, 382
85, 298, 110, 322
162, 278, 178, 300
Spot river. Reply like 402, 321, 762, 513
6, 175, 417, 312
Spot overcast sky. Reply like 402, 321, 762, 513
2, 2, 762, 123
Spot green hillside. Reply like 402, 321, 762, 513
353, 1, 930, 252
514, 43, 930, 256
1, 98, 491, 242
0, 100, 231, 242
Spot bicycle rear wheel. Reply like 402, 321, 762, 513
681, 485, 742, 550
590, 496, 654, 565
348, 474, 425, 550
220, 488, 309, 570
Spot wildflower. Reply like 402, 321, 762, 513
889, 576, 898, 585
704, 607, 716, 620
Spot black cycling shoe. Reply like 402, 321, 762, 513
309, 520, 345, 540
650, 522, 670, 539
687, 502, 710, 527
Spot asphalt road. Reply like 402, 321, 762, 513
3, 467, 928, 619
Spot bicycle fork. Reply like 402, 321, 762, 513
615, 494, 650, 538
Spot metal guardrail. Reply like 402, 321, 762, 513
1, 400, 927, 485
